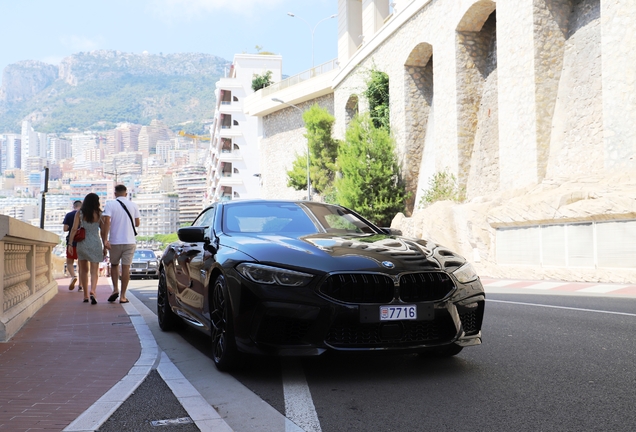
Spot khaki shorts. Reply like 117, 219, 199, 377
109, 244, 136, 266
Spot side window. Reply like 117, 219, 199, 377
192, 206, 215, 228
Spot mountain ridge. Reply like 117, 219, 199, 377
0, 50, 230, 134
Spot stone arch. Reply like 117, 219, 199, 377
545, 0, 603, 180
455, 1, 499, 198
345, 94, 359, 128
403, 42, 434, 214
534, 0, 571, 182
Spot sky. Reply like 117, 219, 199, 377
0, 0, 339, 78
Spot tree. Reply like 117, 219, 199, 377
251, 70, 273, 91
363, 69, 390, 130
287, 105, 341, 198
334, 113, 407, 226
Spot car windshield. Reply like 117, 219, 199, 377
223, 202, 377, 234
134, 250, 156, 260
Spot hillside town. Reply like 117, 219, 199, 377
0, 120, 203, 240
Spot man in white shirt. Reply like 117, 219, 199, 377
102, 184, 141, 304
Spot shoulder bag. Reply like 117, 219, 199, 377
117, 199, 138, 236
74, 213, 85, 242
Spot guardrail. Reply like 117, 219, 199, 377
261, 58, 339, 97
0, 215, 60, 341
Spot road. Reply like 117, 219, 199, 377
126, 277, 636, 432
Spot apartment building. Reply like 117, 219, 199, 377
134, 193, 180, 236
1, 134, 21, 171
138, 120, 173, 157
206, 54, 282, 204
173, 165, 206, 224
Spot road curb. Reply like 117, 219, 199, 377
63, 282, 233, 432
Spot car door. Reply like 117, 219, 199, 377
174, 206, 216, 324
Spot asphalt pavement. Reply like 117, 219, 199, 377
2, 275, 636, 432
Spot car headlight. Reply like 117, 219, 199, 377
236, 263, 314, 287
148, 261, 158, 267
453, 262, 478, 283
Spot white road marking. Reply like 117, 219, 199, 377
282, 358, 322, 432
577, 284, 630, 293
489, 299, 636, 317
522, 282, 568, 290
483, 280, 522, 287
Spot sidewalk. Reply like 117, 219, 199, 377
0, 278, 139, 431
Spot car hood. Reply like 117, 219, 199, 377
219, 232, 466, 274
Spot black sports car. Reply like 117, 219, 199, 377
157, 200, 484, 371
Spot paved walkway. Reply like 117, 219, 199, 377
0, 278, 139, 431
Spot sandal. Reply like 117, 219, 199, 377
90, 294, 97, 305
107, 293, 119, 302
119, 299, 130, 304
83, 298, 89, 303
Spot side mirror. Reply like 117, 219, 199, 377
177, 226, 206, 243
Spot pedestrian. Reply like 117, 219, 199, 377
68, 193, 105, 304
102, 184, 140, 304
62, 200, 83, 292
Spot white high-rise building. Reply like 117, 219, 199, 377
206, 54, 282, 204
69, 133, 98, 165
0, 134, 21, 172
20, 121, 47, 168
173, 165, 207, 224
48, 137, 72, 163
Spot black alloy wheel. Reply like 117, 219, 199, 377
157, 267, 179, 331
210, 274, 240, 371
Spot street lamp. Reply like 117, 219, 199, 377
271, 98, 311, 200
287, 12, 337, 69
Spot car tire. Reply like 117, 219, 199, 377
157, 267, 179, 331
421, 344, 464, 358
210, 274, 241, 371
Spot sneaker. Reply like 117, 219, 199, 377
69, 276, 77, 291
78, 286, 84, 292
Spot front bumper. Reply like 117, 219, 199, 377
227, 270, 485, 356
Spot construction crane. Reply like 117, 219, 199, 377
178, 130, 211, 162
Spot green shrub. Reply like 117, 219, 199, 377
251, 70, 273, 91
418, 170, 465, 208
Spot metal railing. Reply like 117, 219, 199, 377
261, 58, 339, 97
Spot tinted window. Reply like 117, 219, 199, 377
304, 203, 377, 234
192, 206, 215, 228
134, 250, 156, 260
224, 203, 319, 234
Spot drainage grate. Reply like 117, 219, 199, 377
150, 417, 194, 426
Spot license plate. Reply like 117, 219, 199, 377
380, 305, 417, 321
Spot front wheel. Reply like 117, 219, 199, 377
210, 274, 241, 371
157, 267, 179, 331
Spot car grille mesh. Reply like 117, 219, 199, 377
459, 301, 484, 335
319, 274, 394, 304
325, 315, 456, 347
257, 316, 311, 345
319, 272, 455, 304
131, 263, 147, 269
398, 272, 455, 302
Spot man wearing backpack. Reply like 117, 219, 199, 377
102, 184, 140, 304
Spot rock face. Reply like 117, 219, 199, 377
57, 50, 226, 86
0, 60, 58, 103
